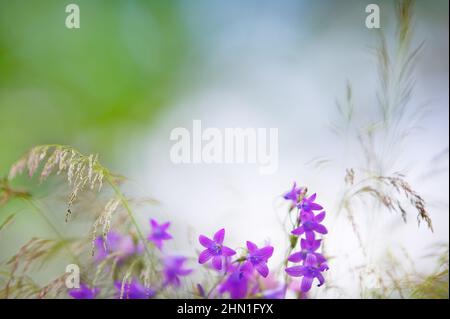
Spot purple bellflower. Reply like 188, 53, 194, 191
292, 211, 327, 239
297, 193, 323, 214
68, 283, 100, 299
218, 262, 253, 299
283, 182, 303, 204
245, 241, 274, 278
147, 219, 173, 250
163, 256, 193, 287
198, 228, 236, 271
288, 238, 327, 266
285, 253, 325, 293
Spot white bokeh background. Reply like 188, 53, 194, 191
121, 0, 448, 297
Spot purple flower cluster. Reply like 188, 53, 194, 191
283, 182, 329, 293
70, 218, 192, 299
198, 228, 274, 299
69, 184, 329, 299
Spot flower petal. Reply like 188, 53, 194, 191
212, 256, 222, 270
288, 252, 304, 263
213, 228, 225, 244
150, 219, 159, 228
254, 246, 274, 260
315, 253, 327, 264
300, 276, 313, 293
316, 273, 325, 287
198, 249, 214, 264
291, 226, 304, 236
314, 211, 326, 223
246, 241, 258, 252
160, 232, 173, 240
319, 263, 329, 272
199, 235, 213, 248
313, 223, 328, 234
221, 246, 236, 256
305, 253, 317, 267
285, 266, 306, 277
308, 193, 317, 202
255, 262, 269, 278
309, 203, 323, 210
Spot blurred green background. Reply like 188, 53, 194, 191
0, 0, 190, 172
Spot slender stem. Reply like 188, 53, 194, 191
22, 198, 81, 266
105, 175, 152, 260
206, 272, 228, 299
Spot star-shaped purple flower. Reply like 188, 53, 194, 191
288, 238, 327, 266
163, 256, 193, 287
285, 253, 325, 293
297, 193, 323, 213
68, 283, 100, 299
147, 219, 173, 250
292, 210, 327, 238
245, 241, 274, 278
283, 182, 303, 204
198, 228, 236, 271
114, 279, 156, 299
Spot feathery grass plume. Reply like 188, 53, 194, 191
8, 145, 106, 221
327, 0, 438, 298
369, 245, 448, 299
37, 273, 69, 299
91, 197, 122, 255
3, 144, 174, 299
6, 144, 150, 258
410, 248, 449, 299
1, 237, 71, 298
333, 0, 432, 234
0, 270, 40, 299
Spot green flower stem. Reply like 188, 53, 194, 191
105, 174, 153, 261
23, 197, 81, 266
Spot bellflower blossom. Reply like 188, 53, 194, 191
297, 193, 323, 214
285, 254, 325, 292
218, 262, 253, 299
283, 182, 303, 204
198, 228, 236, 271
163, 256, 193, 287
147, 219, 173, 250
288, 238, 327, 267
244, 241, 274, 278
291, 210, 328, 239
68, 283, 100, 299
